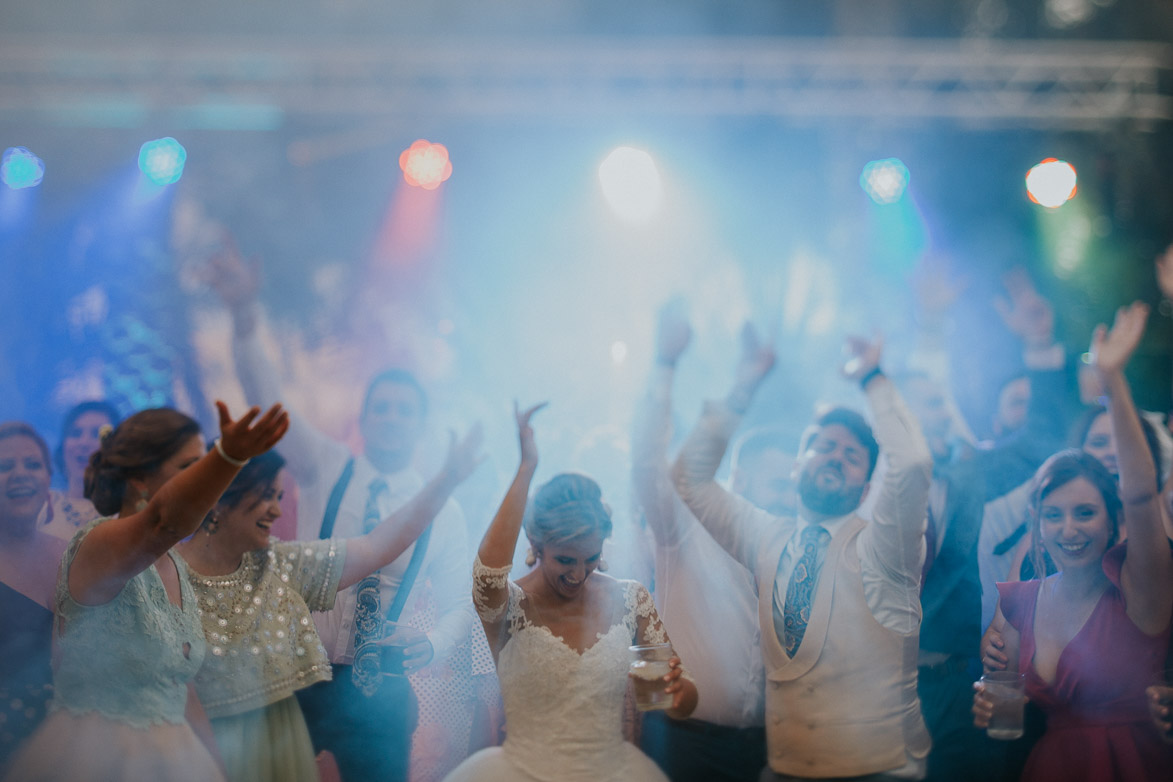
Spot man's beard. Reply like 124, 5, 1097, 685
798, 466, 865, 517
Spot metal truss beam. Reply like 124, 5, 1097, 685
0, 35, 1169, 129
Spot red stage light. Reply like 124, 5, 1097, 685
399, 140, 453, 190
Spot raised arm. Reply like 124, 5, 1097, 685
631, 304, 691, 547
339, 425, 484, 590
474, 403, 544, 632
1090, 302, 1173, 633
206, 234, 341, 490
69, 402, 289, 605
847, 337, 934, 605
671, 323, 778, 569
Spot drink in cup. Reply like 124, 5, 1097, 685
629, 643, 673, 712
377, 622, 431, 676
981, 671, 1025, 740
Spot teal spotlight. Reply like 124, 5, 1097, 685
138, 137, 187, 185
2, 147, 45, 189
860, 158, 910, 205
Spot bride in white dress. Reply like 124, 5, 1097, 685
444, 403, 697, 782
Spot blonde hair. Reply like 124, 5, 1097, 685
524, 473, 612, 554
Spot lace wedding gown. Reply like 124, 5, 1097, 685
443, 558, 674, 782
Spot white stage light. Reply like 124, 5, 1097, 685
1026, 159, 1077, 208
598, 147, 662, 223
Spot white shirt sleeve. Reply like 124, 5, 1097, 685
672, 399, 777, 573
856, 378, 933, 636
421, 500, 475, 663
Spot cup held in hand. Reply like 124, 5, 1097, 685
629, 643, 673, 712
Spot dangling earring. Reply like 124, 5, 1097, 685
525, 548, 537, 567
596, 559, 609, 572
205, 512, 220, 535
135, 488, 149, 513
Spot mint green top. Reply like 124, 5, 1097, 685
52, 518, 207, 729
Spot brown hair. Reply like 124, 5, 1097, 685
1028, 449, 1122, 578
0, 422, 52, 474
85, 409, 201, 516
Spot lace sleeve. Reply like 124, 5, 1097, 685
628, 581, 694, 683
472, 555, 512, 624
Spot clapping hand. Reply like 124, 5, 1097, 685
1090, 301, 1149, 378
216, 401, 289, 462
515, 401, 547, 469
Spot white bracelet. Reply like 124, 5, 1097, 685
214, 438, 249, 468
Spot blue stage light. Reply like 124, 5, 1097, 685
2, 147, 45, 190
860, 158, 910, 205
138, 137, 187, 185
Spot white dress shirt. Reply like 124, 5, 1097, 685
233, 321, 474, 665
632, 365, 765, 728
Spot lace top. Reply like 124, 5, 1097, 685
52, 518, 207, 729
472, 556, 681, 781
190, 538, 346, 719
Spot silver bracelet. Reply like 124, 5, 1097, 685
214, 438, 249, 468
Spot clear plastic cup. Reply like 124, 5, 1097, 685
981, 671, 1026, 740
629, 643, 673, 712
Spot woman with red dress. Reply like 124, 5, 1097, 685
974, 302, 1173, 781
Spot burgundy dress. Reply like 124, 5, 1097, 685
997, 544, 1173, 782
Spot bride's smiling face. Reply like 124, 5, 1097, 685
536, 532, 605, 601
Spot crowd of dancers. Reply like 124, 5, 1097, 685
2, 239, 1173, 782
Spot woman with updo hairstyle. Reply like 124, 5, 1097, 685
176, 425, 483, 782
445, 404, 696, 782
974, 303, 1173, 780
0, 422, 69, 773
4, 401, 289, 782
523, 472, 614, 568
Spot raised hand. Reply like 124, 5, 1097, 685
913, 259, 968, 329
725, 323, 775, 414
441, 424, 486, 486
216, 401, 289, 463
655, 301, 692, 367
994, 268, 1054, 350
1090, 301, 1149, 377
841, 334, 884, 383
734, 323, 776, 388
515, 401, 547, 468
202, 231, 261, 311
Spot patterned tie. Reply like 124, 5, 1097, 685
352, 477, 389, 695
782, 525, 831, 658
